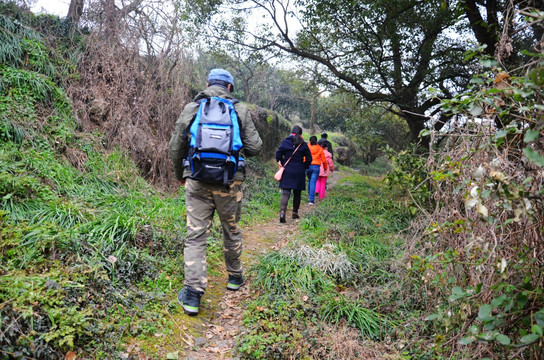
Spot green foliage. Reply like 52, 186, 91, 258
319, 293, 388, 340
0, 64, 71, 114
0, 116, 24, 144
383, 144, 432, 213
345, 104, 412, 165
406, 51, 544, 358
240, 172, 407, 358
0, 271, 91, 353
302, 174, 413, 240
0, 12, 43, 69
238, 297, 310, 359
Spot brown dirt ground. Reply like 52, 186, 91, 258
180, 198, 316, 359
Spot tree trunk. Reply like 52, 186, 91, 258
310, 93, 317, 135
403, 112, 427, 145
66, 0, 84, 30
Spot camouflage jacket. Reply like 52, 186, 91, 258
168, 85, 263, 181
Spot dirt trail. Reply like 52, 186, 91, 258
177, 176, 340, 360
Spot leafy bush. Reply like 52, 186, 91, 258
383, 144, 432, 213
403, 51, 544, 358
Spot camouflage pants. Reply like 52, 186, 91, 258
184, 178, 243, 293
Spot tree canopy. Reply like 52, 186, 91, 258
202, 0, 473, 142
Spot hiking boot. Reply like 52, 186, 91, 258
309, 202, 315, 205
280, 210, 286, 223
227, 275, 245, 291
177, 287, 203, 316
292, 211, 300, 219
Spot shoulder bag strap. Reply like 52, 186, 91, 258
282, 143, 302, 167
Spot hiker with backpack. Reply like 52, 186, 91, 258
168, 68, 262, 316
275, 125, 312, 223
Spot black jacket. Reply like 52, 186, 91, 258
275, 136, 312, 190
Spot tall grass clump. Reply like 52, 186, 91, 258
251, 251, 335, 296
319, 293, 389, 340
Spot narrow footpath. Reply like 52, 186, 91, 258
175, 177, 339, 360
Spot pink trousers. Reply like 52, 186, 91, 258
316, 176, 328, 199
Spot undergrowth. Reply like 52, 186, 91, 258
379, 49, 544, 359
0, 5, 275, 358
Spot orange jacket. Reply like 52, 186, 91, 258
308, 143, 327, 170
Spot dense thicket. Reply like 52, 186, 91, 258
384, 4, 544, 358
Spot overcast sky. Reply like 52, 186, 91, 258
32, 0, 69, 17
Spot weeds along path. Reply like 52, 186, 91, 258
173, 174, 342, 360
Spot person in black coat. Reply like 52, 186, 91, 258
275, 125, 312, 223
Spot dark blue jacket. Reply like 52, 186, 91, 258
275, 136, 312, 190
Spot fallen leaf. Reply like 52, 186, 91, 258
65, 351, 77, 360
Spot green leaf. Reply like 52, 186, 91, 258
480, 59, 499, 68
520, 333, 540, 344
469, 104, 483, 116
534, 308, 544, 327
478, 304, 492, 319
523, 148, 544, 166
524, 129, 540, 142
494, 130, 507, 141
419, 129, 431, 137
470, 77, 485, 84
166, 352, 179, 359
532, 324, 543, 336
459, 336, 476, 345
491, 295, 506, 308
479, 331, 499, 341
496, 334, 511, 345
425, 314, 439, 321
449, 286, 466, 301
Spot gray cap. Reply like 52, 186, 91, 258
208, 68, 234, 86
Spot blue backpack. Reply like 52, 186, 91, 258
185, 97, 244, 184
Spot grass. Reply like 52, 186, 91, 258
250, 251, 336, 296
0, 18, 279, 355
318, 293, 388, 340
239, 171, 414, 358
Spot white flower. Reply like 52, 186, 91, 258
498, 258, 507, 273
